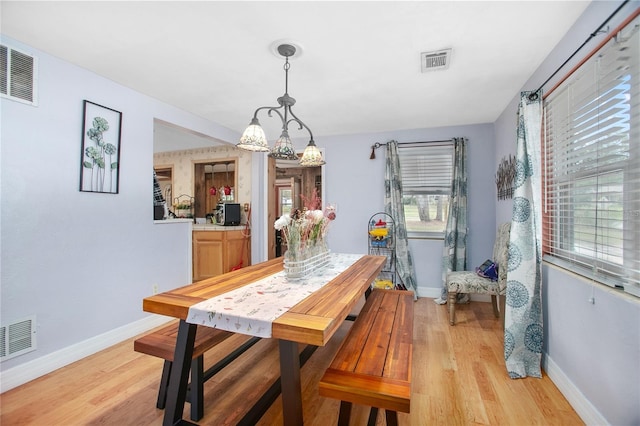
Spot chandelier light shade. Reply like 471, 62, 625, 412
238, 117, 270, 152
270, 129, 298, 160
237, 43, 325, 166
299, 140, 325, 166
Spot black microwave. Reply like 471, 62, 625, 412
220, 203, 241, 226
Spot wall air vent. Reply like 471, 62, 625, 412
1, 44, 38, 106
421, 48, 452, 73
1, 315, 37, 362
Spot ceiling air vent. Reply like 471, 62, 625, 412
1, 44, 38, 106
1, 315, 37, 362
421, 48, 452, 73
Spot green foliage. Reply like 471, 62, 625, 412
92, 117, 109, 132
104, 143, 116, 155
83, 116, 117, 192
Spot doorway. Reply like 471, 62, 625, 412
268, 157, 323, 259
274, 177, 299, 256
193, 160, 237, 219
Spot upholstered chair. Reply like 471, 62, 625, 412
446, 222, 511, 326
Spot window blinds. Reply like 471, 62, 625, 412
398, 142, 453, 196
543, 15, 640, 293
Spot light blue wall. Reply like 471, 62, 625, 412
2, 2, 639, 422
493, 1, 640, 424
323, 124, 497, 297
0, 35, 239, 379
251, 124, 496, 297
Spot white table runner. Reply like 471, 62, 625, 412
186, 253, 365, 338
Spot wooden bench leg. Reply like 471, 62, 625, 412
385, 409, 398, 426
367, 407, 378, 426
189, 355, 204, 421
157, 360, 172, 409
163, 320, 197, 425
155, 356, 205, 422
337, 401, 352, 426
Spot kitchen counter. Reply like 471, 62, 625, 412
154, 219, 246, 232
154, 218, 193, 225
192, 224, 247, 231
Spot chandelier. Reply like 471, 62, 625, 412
237, 43, 325, 167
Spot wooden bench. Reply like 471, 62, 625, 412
319, 289, 413, 426
134, 321, 259, 422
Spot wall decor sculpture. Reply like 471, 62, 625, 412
495, 154, 516, 200
79, 100, 122, 193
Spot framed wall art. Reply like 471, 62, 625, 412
495, 154, 515, 200
79, 100, 122, 193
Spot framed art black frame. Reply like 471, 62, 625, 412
79, 100, 122, 193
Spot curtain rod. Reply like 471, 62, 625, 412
528, 0, 630, 101
369, 139, 454, 159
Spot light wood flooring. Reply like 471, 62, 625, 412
0, 298, 582, 425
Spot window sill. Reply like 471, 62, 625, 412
407, 232, 445, 240
543, 256, 640, 301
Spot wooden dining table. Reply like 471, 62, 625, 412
142, 253, 386, 426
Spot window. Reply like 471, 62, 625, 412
398, 141, 453, 237
543, 14, 640, 296
277, 186, 293, 217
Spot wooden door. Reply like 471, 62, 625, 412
291, 176, 301, 210
268, 156, 276, 259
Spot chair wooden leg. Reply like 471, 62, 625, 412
448, 291, 457, 325
491, 294, 499, 318
499, 294, 506, 330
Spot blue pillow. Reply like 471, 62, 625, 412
476, 259, 498, 281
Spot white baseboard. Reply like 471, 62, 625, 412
0, 315, 171, 393
416, 286, 442, 298
543, 353, 607, 426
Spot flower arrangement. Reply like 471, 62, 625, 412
274, 189, 336, 264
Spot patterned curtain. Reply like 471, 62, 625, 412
505, 91, 543, 378
384, 141, 418, 297
436, 137, 468, 304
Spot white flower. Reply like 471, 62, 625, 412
274, 215, 291, 230
306, 209, 324, 223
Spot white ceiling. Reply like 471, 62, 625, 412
2, 1, 591, 152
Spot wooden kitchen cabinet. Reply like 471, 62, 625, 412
193, 230, 250, 281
